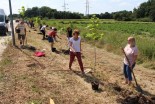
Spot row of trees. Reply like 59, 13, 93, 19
134, 0, 155, 21
25, 6, 83, 19
10, 0, 155, 22
95, 0, 155, 21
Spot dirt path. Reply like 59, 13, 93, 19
0, 21, 17, 61
0, 36, 11, 61
0, 26, 155, 104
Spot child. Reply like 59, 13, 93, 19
69, 29, 84, 74
48, 27, 61, 52
123, 37, 138, 85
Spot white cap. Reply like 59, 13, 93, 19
52, 27, 55, 30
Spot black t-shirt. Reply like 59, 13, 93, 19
67, 29, 72, 38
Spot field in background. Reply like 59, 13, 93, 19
40, 19, 155, 69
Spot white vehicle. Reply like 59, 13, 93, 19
0, 9, 9, 36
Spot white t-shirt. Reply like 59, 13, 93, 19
70, 37, 81, 52
40, 25, 46, 31
17, 24, 26, 35
124, 44, 138, 65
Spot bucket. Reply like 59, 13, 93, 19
91, 81, 99, 91
52, 48, 56, 52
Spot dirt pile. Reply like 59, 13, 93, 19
120, 94, 155, 104
107, 84, 155, 104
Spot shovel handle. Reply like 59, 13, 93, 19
122, 47, 139, 86
121, 48, 131, 67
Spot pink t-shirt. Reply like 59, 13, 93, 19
124, 44, 138, 65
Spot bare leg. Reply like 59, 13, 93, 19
125, 78, 128, 84
51, 42, 53, 48
22, 39, 25, 46
19, 38, 22, 48
128, 81, 132, 85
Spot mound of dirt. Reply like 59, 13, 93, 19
118, 94, 155, 104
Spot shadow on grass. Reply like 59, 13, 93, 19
15, 45, 46, 69
72, 70, 104, 93
53, 49, 70, 55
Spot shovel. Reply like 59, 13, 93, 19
122, 48, 143, 93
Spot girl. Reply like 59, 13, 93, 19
69, 29, 84, 74
123, 37, 138, 85
48, 27, 61, 52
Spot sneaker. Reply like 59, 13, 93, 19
69, 67, 72, 71
82, 71, 85, 75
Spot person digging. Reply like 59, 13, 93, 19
122, 37, 138, 85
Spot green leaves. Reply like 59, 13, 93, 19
35, 17, 41, 26
19, 6, 26, 18
86, 15, 104, 41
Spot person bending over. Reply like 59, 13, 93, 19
40, 25, 48, 40
48, 27, 61, 52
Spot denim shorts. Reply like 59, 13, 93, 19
48, 37, 54, 42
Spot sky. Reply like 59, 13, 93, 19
1, 0, 148, 15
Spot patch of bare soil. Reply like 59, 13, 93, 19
0, 26, 155, 104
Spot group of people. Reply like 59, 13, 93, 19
15, 20, 138, 85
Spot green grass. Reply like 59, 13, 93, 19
38, 19, 155, 69
43, 19, 155, 36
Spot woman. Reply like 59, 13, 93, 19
69, 29, 84, 74
123, 37, 138, 85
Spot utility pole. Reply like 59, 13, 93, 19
62, 0, 68, 19
63, 0, 66, 11
85, 0, 89, 17
8, 0, 16, 46
86, 0, 88, 16
88, 0, 89, 16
